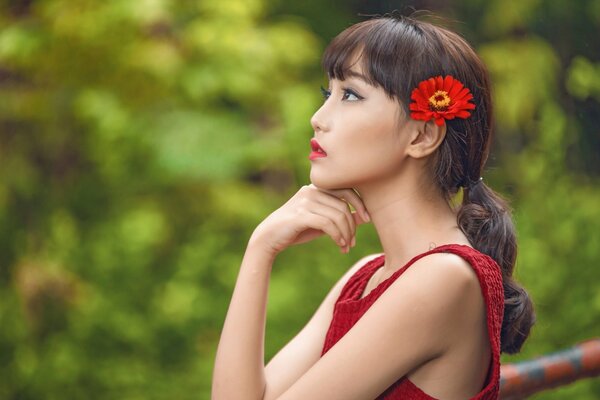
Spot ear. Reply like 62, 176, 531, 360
405, 120, 447, 159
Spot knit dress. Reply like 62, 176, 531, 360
320, 244, 504, 400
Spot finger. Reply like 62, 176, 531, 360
342, 189, 370, 223
305, 210, 348, 250
307, 203, 353, 249
312, 193, 355, 240
317, 186, 370, 223
305, 185, 356, 243
351, 210, 366, 227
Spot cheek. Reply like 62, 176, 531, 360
309, 104, 404, 188
338, 120, 402, 179
351, 142, 401, 178
348, 109, 402, 161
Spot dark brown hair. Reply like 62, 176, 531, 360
323, 14, 535, 354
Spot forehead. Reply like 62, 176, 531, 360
345, 50, 365, 73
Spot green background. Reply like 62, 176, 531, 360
1, 0, 598, 398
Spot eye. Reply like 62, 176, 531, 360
342, 88, 363, 101
320, 85, 331, 100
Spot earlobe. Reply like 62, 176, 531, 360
406, 120, 447, 159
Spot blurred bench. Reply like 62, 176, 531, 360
499, 338, 600, 399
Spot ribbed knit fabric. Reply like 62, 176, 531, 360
320, 244, 504, 400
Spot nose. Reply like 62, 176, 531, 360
310, 103, 330, 134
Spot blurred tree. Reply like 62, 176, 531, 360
0, 0, 322, 398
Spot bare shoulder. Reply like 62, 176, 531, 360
388, 250, 486, 348
403, 251, 482, 290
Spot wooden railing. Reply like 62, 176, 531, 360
499, 338, 600, 399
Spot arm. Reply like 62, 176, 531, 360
211, 239, 275, 400
211, 246, 380, 400
212, 184, 371, 399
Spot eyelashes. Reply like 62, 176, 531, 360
320, 86, 364, 101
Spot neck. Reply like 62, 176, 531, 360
355, 167, 469, 275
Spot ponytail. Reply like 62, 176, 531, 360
457, 181, 536, 354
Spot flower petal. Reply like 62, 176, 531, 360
448, 80, 465, 99
420, 79, 432, 93
455, 87, 472, 101
435, 76, 444, 89
443, 75, 454, 92
409, 102, 426, 112
410, 111, 431, 121
411, 88, 428, 104
427, 78, 437, 94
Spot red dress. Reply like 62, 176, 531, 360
320, 244, 504, 400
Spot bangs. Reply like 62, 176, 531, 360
321, 17, 432, 101
321, 21, 380, 88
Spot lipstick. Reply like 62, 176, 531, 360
309, 138, 327, 160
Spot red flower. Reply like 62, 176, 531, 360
409, 75, 476, 126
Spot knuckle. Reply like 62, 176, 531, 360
298, 197, 311, 208
295, 206, 305, 216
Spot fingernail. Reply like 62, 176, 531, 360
363, 211, 371, 222
351, 236, 356, 247
340, 238, 346, 246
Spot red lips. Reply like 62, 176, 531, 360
310, 139, 327, 155
309, 139, 327, 161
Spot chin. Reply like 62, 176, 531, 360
309, 170, 355, 191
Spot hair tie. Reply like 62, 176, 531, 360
462, 176, 483, 189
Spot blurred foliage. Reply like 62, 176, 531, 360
0, 0, 598, 399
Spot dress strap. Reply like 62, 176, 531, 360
335, 244, 504, 334
335, 254, 385, 303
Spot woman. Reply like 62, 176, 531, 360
212, 14, 535, 400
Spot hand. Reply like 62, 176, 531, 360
249, 184, 371, 257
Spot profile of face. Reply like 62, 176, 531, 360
309, 58, 422, 191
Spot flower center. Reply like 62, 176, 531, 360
428, 90, 451, 111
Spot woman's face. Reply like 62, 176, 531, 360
309, 61, 416, 190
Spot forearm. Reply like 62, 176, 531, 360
212, 238, 276, 400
